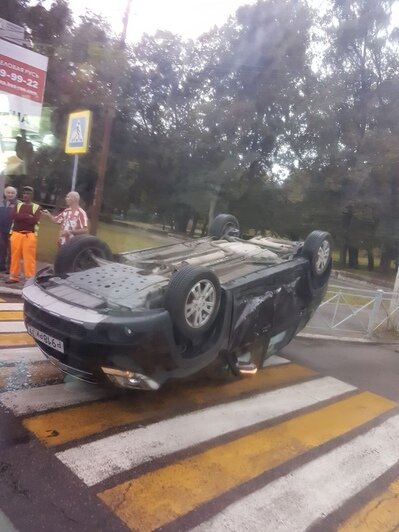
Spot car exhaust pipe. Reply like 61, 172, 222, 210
101, 367, 160, 391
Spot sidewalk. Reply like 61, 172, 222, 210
0, 260, 50, 296
303, 271, 399, 343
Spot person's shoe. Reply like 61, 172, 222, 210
5, 279, 19, 284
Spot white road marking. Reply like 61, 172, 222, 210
0, 509, 18, 532
0, 322, 26, 333
56, 377, 356, 486
262, 355, 290, 367
0, 303, 23, 311
0, 382, 111, 415
0, 347, 45, 364
194, 413, 399, 532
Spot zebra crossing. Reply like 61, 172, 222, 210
0, 299, 399, 531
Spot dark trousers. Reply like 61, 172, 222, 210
0, 231, 10, 271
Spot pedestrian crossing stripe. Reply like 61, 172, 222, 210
0, 332, 35, 346
56, 377, 356, 486
22, 363, 316, 447
0, 361, 63, 390
0, 346, 45, 364
0, 303, 23, 311
338, 479, 399, 531
0, 321, 27, 333
191, 413, 399, 532
1, 301, 399, 531
0, 381, 111, 416
0, 311, 23, 320
97, 392, 395, 531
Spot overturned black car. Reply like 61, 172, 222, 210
23, 214, 332, 390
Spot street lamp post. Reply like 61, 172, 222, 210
90, 0, 132, 235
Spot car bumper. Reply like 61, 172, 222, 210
23, 282, 182, 389
23, 282, 230, 390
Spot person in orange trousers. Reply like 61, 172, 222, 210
6, 186, 41, 284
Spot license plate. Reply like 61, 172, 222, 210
27, 324, 64, 354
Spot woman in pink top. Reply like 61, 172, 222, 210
42, 191, 89, 246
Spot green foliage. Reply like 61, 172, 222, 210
3, 0, 399, 272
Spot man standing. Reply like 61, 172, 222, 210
42, 191, 88, 246
0, 186, 18, 273
6, 186, 41, 284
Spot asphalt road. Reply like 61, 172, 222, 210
1, 298, 399, 531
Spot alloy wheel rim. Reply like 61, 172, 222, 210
222, 222, 236, 236
72, 249, 99, 271
315, 240, 330, 273
184, 279, 216, 328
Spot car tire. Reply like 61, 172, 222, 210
302, 230, 332, 278
165, 265, 221, 339
54, 235, 113, 277
208, 214, 240, 239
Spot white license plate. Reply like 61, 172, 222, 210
27, 324, 64, 354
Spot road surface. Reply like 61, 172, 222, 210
0, 297, 399, 531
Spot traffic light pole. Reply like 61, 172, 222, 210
90, 0, 132, 235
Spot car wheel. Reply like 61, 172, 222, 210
208, 214, 240, 239
302, 230, 332, 278
54, 235, 113, 277
165, 265, 221, 339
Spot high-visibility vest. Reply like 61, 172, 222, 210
10, 202, 40, 235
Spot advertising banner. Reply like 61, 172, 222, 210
0, 38, 48, 131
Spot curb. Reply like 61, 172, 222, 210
298, 332, 374, 343
297, 332, 399, 344
0, 262, 51, 297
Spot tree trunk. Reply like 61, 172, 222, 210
380, 247, 392, 273
339, 245, 347, 267
189, 213, 198, 237
367, 249, 374, 271
208, 195, 217, 228
175, 213, 190, 233
354, 248, 359, 268
348, 247, 358, 269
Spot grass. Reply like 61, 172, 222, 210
331, 250, 396, 284
37, 218, 171, 263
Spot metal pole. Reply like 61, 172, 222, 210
90, 0, 132, 235
71, 154, 78, 191
389, 265, 399, 329
367, 289, 384, 336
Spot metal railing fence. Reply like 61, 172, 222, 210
306, 284, 399, 338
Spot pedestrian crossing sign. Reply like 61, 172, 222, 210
65, 110, 92, 154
